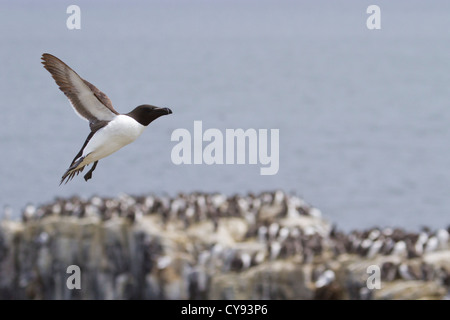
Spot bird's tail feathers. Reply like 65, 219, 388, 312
60, 157, 86, 185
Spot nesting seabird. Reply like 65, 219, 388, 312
41, 53, 172, 184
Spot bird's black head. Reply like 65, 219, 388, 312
127, 104, 172, 126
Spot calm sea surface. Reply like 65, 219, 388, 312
1, 0, 450, 230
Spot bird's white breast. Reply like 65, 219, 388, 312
82, 115, 146, 163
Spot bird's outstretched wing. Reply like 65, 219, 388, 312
41, 53, 119, 125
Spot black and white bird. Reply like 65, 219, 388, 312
41, 53, 172, 184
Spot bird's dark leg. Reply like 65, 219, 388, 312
84, 161, 98, 181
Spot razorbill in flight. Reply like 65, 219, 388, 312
41, 53, 172, 184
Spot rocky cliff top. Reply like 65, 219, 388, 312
1, 191, 449, 299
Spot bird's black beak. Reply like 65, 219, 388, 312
155, 107, 172, 115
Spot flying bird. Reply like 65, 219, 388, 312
41, 53, 172, 184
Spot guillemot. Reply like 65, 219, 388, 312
41, 53, 172, 184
